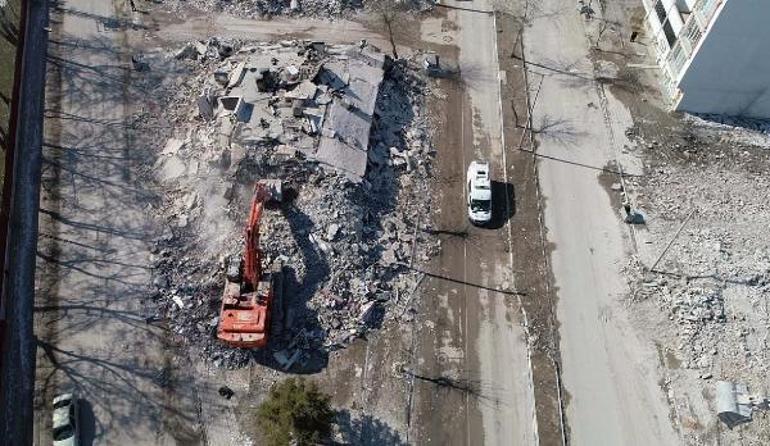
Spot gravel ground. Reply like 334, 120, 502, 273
622, 112, 770, 444
158, 0, 435, 19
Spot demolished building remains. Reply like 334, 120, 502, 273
142, 38, 437, 369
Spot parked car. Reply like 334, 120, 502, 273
52, 393, 79, 446
467, 160, 492, 225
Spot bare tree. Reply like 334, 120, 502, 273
365, 0, 409, 59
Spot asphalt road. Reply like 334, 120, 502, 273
33, 0, 196, 444
413, 1, 537, 445
524, 0, 679, 444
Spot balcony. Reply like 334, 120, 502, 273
643, 0, 724, 103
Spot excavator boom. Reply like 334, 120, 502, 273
243, 185, 267, 287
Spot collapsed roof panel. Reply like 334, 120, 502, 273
316, 136, 367, 181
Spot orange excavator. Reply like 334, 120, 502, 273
217, 181, 281, 348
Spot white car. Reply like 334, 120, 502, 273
52, 393, 79, 446
467, 160, 492, 225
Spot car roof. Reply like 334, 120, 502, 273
470, 187, 491, 201
468, 161, 491, 198
53, 406, 71, 429
52, 394, 74, 429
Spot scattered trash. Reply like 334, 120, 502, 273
218, 385, 235, 399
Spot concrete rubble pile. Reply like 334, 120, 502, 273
622, 125, 770, 387
144, 38, 437, 368
161, 0, 435, 18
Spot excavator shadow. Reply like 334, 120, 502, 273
250, 264, 329, 374
250, 200, 330, 374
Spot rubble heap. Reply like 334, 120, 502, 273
160, 0, 435, 19
624, 123, 770, 381
144, 38, 437, 369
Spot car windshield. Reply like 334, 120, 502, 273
471, 199, 490, 212
53, 399, 70, 410
53, 424, 74, 441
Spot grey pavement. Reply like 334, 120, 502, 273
524, 0, 680, 444
33, 0, 195, 444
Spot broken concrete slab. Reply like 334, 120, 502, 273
162, 138, 185, 156
197, 94, 215, 121
218, 96, 249, 122
285, 80, 318, 101
316, 136, 367, 181
717, 381, 753, 428
227, 61, 246, 88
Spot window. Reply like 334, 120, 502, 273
654, 0, 678, 47
53, 424, 74, 441
471, 199, 490, 213
53, 399, 70, 410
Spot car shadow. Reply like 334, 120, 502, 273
78, 398, 96, 446
485, 180, 515, 229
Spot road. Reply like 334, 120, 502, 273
34, 0, 197, 444
412, 1, 537, 445
523, 0, 680, 444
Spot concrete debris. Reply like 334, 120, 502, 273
141, 39, 438, 368
159, 0, 436, 19
197, 93, 215, 121
162, 138, 185, 156
716, 381, 770, 429
218, 385, 235, 399
217, 96, 248, 122
620, 110, 770, 442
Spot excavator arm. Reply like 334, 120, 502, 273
243, 183, 267, 288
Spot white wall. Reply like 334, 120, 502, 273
676, 0, 770, 118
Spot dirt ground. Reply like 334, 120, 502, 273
495, 9, 564, 446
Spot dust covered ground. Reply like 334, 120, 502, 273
588, 0, 770, 443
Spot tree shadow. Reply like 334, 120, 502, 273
334, 411, 407, 446
36, 339, 198, 444
512, 53, 592, 82
523, 114, 587, 147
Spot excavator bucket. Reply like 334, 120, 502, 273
260, 179, 283, 203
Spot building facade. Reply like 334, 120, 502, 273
643, 0, 770, 118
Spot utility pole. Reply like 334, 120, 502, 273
649, 209, 695, 273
